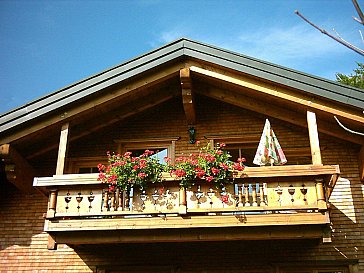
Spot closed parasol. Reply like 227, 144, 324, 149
253, 119, 287, 166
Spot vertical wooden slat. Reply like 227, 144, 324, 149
307, 111, 322, 165
245, 184, 250, 206
46, 189, 58, 218
179, 187, 187, 214
56, 123, 69, 175
315, 178, 327, 211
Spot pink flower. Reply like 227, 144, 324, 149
216, 150, 223, 155
206, 176, 214, 182
219, 163, 229, 170
124, 151, 132, 157
232, 162, 244, 171
138, 172, 147, 178
97, 164, 106, 171
98, 172, 106, 181
133, 165, 139, 170
195, 168, 206, 178
211, 167, 220, 175
221, 195, 229, 204
173, 169, 186, 177
219, 143, 226, 148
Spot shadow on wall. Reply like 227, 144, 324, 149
0, 180, 47, 249
328, 176, 363, 261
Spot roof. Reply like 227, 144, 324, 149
1, 38, 363, 133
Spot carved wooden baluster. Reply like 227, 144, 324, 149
76, 192, 83, 212
315, 178, 327, 211
179, 187, 187, 214
259, 183, 267, 206
238, 184, 244, 207
87, 191, 94, 212
252, 183, 257, 206
115, 188, 120, 211
118, 188, 123, 211
103, 190, 109, 211
47, 189, 58, 218
110, 190, 115, 211
114, 189, 119, 210
124, 190, 130, 211
245, 184, 250, 206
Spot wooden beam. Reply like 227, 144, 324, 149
180, 68, 196, 124
307, 111, 322, 165
56, 123, 69, 175
45, 212, 329, 232
198, 86, 364, 144
53, 225, 325, 245
190, 66, 364, 124
0, 144, 35, 192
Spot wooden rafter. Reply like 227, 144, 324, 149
198, 85, 364, 144
0, 144, 35, 192
190, 66, 364, 125
180, 68, 196, 125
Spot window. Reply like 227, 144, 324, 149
66, 157, 106, 174
205, 134, 313, 166
115, 136, 179, 164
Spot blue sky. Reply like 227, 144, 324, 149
0, 0, 363, 115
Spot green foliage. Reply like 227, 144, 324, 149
336, 62, 364, 89
97, 150, 164, 191
166, 142, 245, 189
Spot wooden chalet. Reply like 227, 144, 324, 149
0, 38, 364, 272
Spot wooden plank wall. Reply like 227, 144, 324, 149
1, 96, 363, 272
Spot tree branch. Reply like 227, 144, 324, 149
352, 0, 364, 25
295, 10, 364, 56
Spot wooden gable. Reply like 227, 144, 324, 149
0, 38, 363, 191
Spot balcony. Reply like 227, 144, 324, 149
34, 164, 339, 245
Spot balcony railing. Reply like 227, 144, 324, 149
34, 164, 339, 237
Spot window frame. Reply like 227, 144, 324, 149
115, 136, 180, 164
205, 134, 313, 166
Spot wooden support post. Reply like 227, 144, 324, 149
47, 234, 57, 250
307, 111, 322, 165
56, 123, 69, 175
322, 223, 332, 244
179, 187, 187, 214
